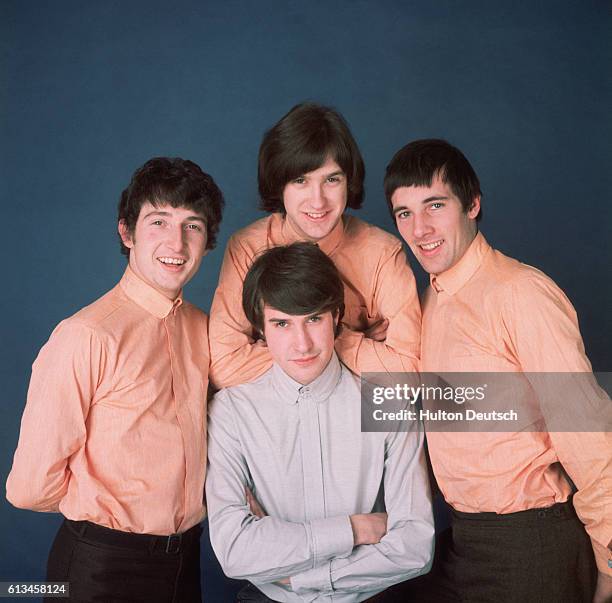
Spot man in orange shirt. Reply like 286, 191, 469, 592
6, 158, 224, 602
385, 139, 611, 602
209, 103, 421, 388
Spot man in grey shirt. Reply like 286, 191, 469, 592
206, 242, 434, 602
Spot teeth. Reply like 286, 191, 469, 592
158, 257, 186, 265
307, 212, 326, 218
420, 240, 443, 251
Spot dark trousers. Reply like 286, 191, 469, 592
45, 519, 202, 603
398, 499, 597, 602
236, 582, 404, 602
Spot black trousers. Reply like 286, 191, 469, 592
398, 498, 597, 603
45, 519, 202, 603
236, 582, 406, 602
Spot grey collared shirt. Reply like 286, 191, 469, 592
206, 353, 434, 602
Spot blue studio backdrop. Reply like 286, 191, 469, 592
1, 1, 611, 601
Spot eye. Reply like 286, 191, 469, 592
185, 223, 203, 231
151, 220, 164, 226
326, 175, 343, 183
395, 210, 411, 220
430, 202, 444, 210
274, 320, 288, 328
307, 315, 322, 323
291, 177, 306, 185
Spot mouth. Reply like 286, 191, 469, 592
157, 256, 187, 267
418, 239, 444, 254
303, 211, 329, 221
291, 355, 319, 366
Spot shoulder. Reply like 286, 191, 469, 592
339, 362, 362, 393
54, 284, 128, 339
210, 369, 273, 414
485, 247, 572, 308
227, 215, 273, 254
35, 286, 128, 363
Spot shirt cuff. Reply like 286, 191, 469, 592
309, 515, 354, 563
291, 561, 333, 594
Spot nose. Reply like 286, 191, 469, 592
166, 225, 186, 252
308, 182, 326, 209
412, 212, 433, 239
293, 324, 313, 354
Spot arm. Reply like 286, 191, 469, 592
290, 417, 435, 596
335, 244, 421, 374
205, 391, 354, 583
209, 236, 273, 388
6, 321, 103, 511
505, 275, 612, 579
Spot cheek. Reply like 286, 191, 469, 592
397, 221, 412, 241
189, 237, 207, 258
317, 324, 336, 352
282, 188, 300, 213
262, 331, 284, 358
333, 186, 348, 210
141, 229, 162, 245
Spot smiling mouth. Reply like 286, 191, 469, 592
157, 257, 186, 265
304, 211, 329, 220
419, 240, 443, 252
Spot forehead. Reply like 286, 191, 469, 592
390, 174, 458, 208
137, 201, 206, 222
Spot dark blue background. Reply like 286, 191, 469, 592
1, 1, 610, 600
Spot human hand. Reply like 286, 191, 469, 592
349, 512, 388, 545
245, 487, 266, 519
363, 319, 389, 342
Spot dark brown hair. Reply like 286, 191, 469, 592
384, 139, 482, 221
242, 242, 345, 334
117, 157, 224, 256
258, 103, 365, 212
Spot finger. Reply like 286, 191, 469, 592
365, 319, 389, 341
369, 330, 387, 342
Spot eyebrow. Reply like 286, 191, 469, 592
393, 195, 448, 215
267, 311, 322, 322
267, 317, 291, 324
143, 210, 206, 223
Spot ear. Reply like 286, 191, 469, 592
467, 196, 481, 220
118, 220, 134, 249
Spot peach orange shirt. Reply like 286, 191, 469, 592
6, 266, 209, 536
421, 232, 612, 574
209, 213, 421, 388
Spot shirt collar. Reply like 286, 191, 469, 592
275, 212, 345, 256
119, 266, 183, 319
272, 352, 343, 405
430, 231, 491, 296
